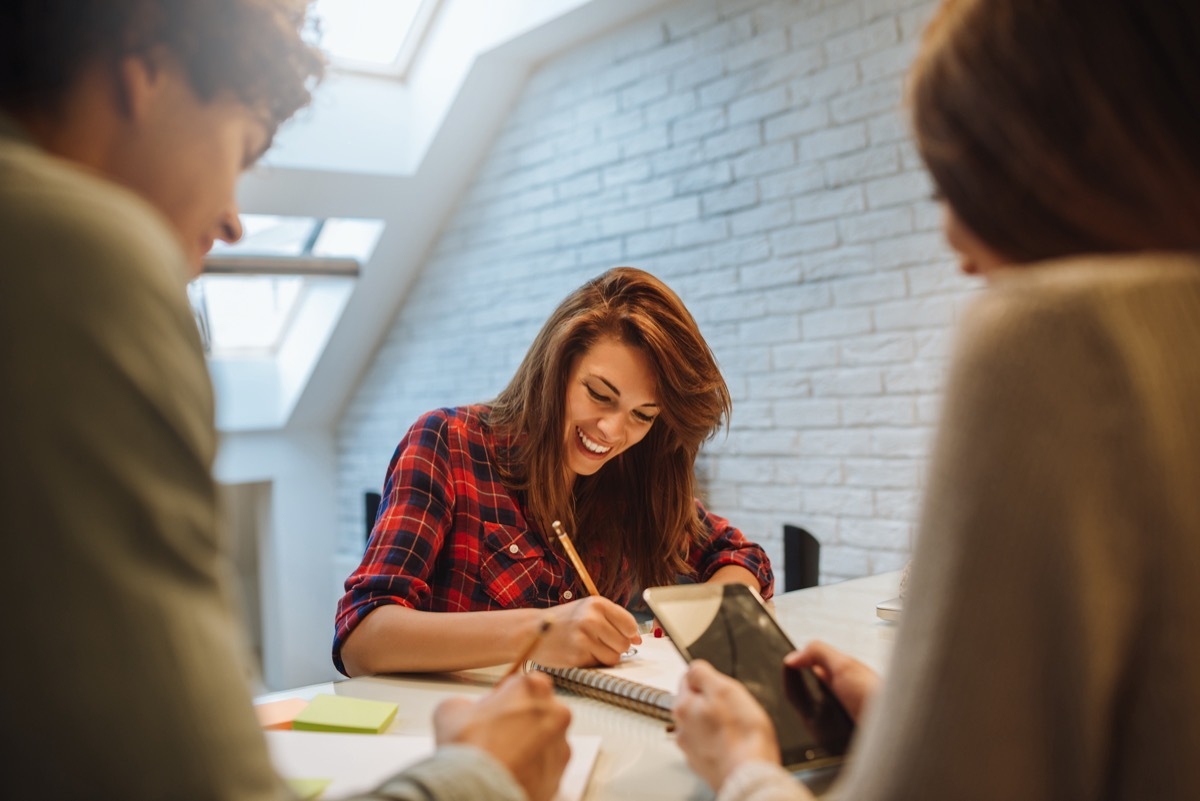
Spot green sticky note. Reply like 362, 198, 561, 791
291, 694, 398, 734
286, 778, 331, 799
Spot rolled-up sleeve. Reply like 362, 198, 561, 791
333, 411, 456, 675
688, 500, 775, 599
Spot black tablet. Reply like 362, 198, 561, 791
643, 582, 854, 770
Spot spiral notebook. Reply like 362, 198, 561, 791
527, 636, 687, 722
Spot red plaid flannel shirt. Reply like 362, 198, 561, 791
333, 405, 774, 675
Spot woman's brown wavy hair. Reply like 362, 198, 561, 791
488, 267, 731, 599
909, 0, 1200, 262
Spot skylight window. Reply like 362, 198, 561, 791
207, 213, 384, 265
312, 218, 387, 258
192, 214, 384, 356
310, 0, 440, 77
193, 276, 305, 353
211, 215, 320, 258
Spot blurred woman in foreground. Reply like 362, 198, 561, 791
673, 1, 1200, 799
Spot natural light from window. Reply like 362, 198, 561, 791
192, 214, 385, 357
194, 276, 306, 353
310, 0, 437, 75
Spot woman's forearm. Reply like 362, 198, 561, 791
707, 564, 763, 590
339, 605, 550, 675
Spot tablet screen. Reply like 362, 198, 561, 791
645, 583, 852, 769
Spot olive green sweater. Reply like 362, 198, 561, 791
0, 113, 525, 801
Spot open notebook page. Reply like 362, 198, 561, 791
593, 634, 689, 692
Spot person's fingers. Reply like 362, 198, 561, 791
433, 696, 473, 721
783, 648, 808, 667
786, 640, 849, 681
685, 659, 720, 687
674, 662, 721, 726
786, 640, 881, 723
431, 696, 473, 743
548, 699, 573, 734
598, 598, 642, 641
521, 670, 556, 697
530, 737, 573, 801
586, 622, 633, 663
563, 601, 632, 664
786, 639, 831, 665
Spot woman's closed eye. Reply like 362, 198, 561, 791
586, 383, 611, 403
585, 380, 656, 423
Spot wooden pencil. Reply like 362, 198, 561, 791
552, 520, 601, 597
503, 617, 553, 679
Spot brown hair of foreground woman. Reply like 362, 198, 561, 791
910, 0, 1200, 265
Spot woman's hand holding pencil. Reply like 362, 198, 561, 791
512, 521, 641, 668
532, 595, 641, 667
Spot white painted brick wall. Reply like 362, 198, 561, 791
335, 0, 980, 587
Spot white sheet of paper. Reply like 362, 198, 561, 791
265, 730, 600, 801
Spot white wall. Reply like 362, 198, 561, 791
336, 0, 978, 589
215, 431, 340, 689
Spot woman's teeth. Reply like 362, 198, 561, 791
577, 428, 612, 455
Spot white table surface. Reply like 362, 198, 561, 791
258, 571, 902, 801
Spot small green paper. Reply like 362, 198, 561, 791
286, 778, 331, 799
291, 694, 398, 734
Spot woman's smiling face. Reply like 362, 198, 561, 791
563, 337, 659, 479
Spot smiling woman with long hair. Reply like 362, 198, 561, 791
335, 267, 773, 676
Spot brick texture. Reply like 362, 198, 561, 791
336, 0, 977, 586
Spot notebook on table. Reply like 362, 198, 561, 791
527, 636, 687, 722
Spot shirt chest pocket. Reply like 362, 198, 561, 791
479, 523, 547, 608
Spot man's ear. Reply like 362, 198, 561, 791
114, 49, 167, 121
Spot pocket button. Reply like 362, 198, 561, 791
562, 590, 573, 600
508, 544, 520, 554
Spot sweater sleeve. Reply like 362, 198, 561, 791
357, 745, 527, 801
717, 762, 817, 801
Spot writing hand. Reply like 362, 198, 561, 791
672, 659, 780, 791
433, 672, 572, 801
535, 596, 641, 667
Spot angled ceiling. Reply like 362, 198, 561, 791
214, 0, 678, 431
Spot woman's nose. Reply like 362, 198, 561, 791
596, 412, 622, 441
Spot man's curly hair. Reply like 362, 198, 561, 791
0, 0, 325, 137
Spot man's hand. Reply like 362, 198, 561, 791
434, 672, 572, 801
